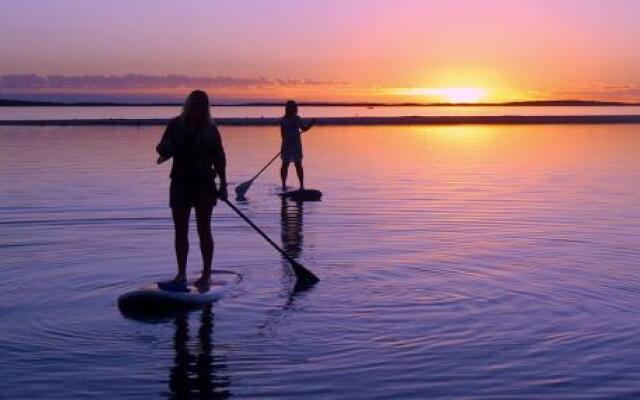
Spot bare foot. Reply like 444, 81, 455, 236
193, 276, 211, 293
158, 277, 188, 292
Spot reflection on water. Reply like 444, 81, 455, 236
170, 306, 230, 400
280, 198, 303, 261
118, 304, 232, 399
280, 198, 318, 294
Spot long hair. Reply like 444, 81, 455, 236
181, 90, 211, 127
284, 100, 298, 118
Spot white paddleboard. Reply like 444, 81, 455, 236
118, 274, 238, 314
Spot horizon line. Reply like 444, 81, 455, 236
1, 98, 638, 108
3, 115, 640, 127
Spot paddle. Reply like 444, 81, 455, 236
234, 124, 315, 200
234, 151, 281, 200
222, 198, 320, 287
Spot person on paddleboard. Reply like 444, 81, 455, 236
280, 100, 315, 191
155, 90, 228, 292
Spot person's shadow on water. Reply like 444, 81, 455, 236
281, 198, 316, 294
254, 198, 315, 335
169, 305, 231, 400
279, 198, 311, 305
281, 198, 304, 262
120, 304, 231, 399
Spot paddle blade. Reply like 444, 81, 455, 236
234, 179, 253, 200
291, 260, 320, 288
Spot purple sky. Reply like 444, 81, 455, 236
1, 0, 639, 101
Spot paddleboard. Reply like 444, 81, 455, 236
118, 274, 238, 315
279, 188, 322, 201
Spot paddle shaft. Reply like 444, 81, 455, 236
248, 150, 281, 183
222, 198, 299, 266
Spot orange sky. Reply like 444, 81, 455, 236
0, 0, 639, 102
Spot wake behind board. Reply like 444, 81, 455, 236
279, 188, 322, 201
118, 275, 236, 316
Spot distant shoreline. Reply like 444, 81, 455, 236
2, 115, 640, 126
0, 99, 638, 107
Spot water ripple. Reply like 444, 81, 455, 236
1, 124, 640, 398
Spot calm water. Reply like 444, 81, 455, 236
1, 123, 640, 399
1, 105, 640, 120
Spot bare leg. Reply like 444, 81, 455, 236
194, 203, 213, 289
281, 160, 290, 190
294, 160, 304, 189
171, 207, 191, 281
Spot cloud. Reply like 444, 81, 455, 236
0, 74, 345, 90
598, 84, 640, 98
545, 83, 640, 101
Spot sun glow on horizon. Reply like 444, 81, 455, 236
392, 86, 489, 103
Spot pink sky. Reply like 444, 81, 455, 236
1, 0, 639, 102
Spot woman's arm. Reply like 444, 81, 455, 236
156, 119, 175, 164
299, 116, 316, 132
211, 124, 228, 198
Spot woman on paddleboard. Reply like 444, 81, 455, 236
156, 90, 228, 292
280, 100, 315, 191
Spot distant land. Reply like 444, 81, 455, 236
0, 98, 638, 107
3, 115, 640, 127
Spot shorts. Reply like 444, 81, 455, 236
169, 179, 217, 209
281, 144, 303, 163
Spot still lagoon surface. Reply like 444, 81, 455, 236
1, 121, 640, 398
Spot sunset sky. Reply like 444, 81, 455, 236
1, 0, 639, 103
